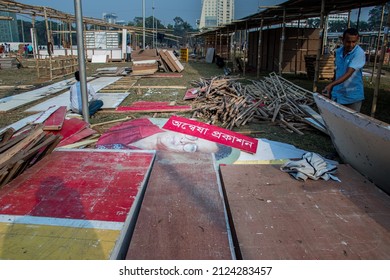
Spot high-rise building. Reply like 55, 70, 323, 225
198, 0, 234, 30
103, 13, 118, 24
0, 11, 19, 42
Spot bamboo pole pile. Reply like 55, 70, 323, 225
190, 72, 317, 134
0, 125, 61, 187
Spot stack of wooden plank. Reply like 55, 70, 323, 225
0, 125, 61, 187
94, 67, 130, 77
131, 49, 160, 76
131, 61, 159, 76
0, 57, 19, 69
190, 73, 321, 134
304, 54, 335, 80
159, 50, 184, 73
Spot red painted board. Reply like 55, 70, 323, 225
0, 150, 154, 222
57, 128, 97, 147
183, 88, 199, 100
51, 118, 89, 142
43, 106, 67, 131
117, 101, 192, 112
131, 101, 171, 107
116, 105, 192, 112
163, 115, 258, 154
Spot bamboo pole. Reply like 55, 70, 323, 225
278, 8, 286, 76
243, 21, 247, 77
371, 5, 386, 83
371, 7, 390, 118
313, 0, 326, 92
257, 18, 264, 79
233, 23, 237, 73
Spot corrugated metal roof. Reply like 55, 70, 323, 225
197, 0, 388, 35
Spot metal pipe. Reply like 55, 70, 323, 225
74, 0, 90, 123
143, 0, 145, 49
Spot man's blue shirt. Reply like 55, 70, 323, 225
332, 45, 365, 104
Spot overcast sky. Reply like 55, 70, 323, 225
17, 0, 370, 27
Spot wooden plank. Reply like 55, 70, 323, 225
0, 127, 44, 166
51, 118, 89, 143
0, 149, 155, 260
220, 164, 390, 260
116, 103, 192, 113
159, 50, 177, 72
57, 128, 98, 147
126, 151, 233, 260
127, 85, 187, 89
166, 50, 184, 72
0, 128, 14, 145
43, 106, 67, 131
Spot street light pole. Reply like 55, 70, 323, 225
152, 0, 155, 48
74, 0, 89, 123
142, 0, 145, 49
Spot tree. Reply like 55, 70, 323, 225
172, 16, 196, 44
328, 20, 348, 32
368, 5, 389, 30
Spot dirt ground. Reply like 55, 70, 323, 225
1, 57, 389, 162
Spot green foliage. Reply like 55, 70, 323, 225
368, 5, 388, 30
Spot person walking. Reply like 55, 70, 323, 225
322, 28, 366, 112
69, 71, 103, 117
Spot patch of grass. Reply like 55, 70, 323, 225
2, 59, 389, 163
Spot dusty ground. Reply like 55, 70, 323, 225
1, 58, 389, 162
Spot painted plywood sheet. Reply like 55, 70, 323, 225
0, 78, 74, 112
25, 77, 122, 112
126, 151, 233, 260
313, 93, 390, 193
0, 113, 41, 135
0, 149, 155, 260
220, 164, 390, 260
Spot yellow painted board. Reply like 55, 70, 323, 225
0, 223, 120, 260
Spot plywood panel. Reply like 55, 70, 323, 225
220, 164, 390, 260
314, 93, 390, 193
0, 149, 155, 259
126, 151, 233, 260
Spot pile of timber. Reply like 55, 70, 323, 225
304, 54, 335, 80
190, 72, 318, 135
95, 67, 130, 77
131, 49, 160, 76
0, 124, 61, 187
159, 50, 184, 73
0, 57, 19, 69
130, 49, 184, 76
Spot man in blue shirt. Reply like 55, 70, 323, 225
70, 71, 103, 116
323, 28, 366, 112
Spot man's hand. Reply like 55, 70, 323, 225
322, 85, 333, 98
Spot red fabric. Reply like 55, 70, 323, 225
96, 118, 164, 148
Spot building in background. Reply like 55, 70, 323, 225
103, 13, 118, 24
328, 12, 349, 23
0, 11, 19, 42
198, 0, 234, 30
